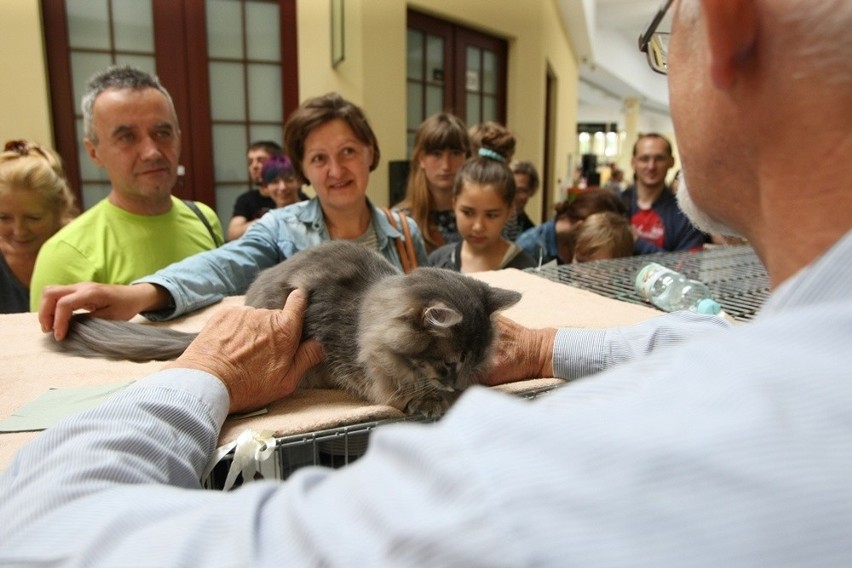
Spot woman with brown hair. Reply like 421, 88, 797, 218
394, 112, 470, 253
0, 140, 77, 313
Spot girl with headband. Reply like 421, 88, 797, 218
427, 124, 536, 273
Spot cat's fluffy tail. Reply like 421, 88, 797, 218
48, 314, 197, 362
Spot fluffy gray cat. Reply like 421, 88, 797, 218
50, 241, 521, 417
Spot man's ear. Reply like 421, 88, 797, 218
83, 138, 103, 168
700, 0, 759, 89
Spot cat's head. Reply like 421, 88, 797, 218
358, 267, 521, 396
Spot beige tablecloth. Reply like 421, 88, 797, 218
0, 269, 661, 471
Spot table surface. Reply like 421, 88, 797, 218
1, 269, 663, 474
527, 245, 770, 322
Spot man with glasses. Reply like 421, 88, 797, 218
3, 1, 852, 564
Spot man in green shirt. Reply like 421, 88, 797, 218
30, 66, 222, 311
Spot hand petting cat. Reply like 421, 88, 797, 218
482, 316, 556, 386
164, 289, 325, 413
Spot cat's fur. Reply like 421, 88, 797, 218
50, 241, 521, 417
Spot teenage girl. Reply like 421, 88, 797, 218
427, 125, 536, 273
394, 113, 471, 253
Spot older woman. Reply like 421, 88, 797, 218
40, 93, 428, 339
0, 140, 77, 313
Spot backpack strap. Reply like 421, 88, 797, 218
384, 208, 418, 274
182, 199, 223, 247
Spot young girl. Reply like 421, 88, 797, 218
428, 127, 536, 273
394, 113, 471, 253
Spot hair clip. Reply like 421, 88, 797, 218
478, 147, 505, 162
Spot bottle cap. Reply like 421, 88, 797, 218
635, 262, 665, 299
694, 298, 722, 315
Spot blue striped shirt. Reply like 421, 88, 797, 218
1, 231, 851, 567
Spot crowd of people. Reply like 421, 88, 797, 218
0, 63, 727, 314
6, 0, 848, 559
2, 69, 705, 317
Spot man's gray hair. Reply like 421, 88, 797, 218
678, 0, 852, 84
81, 65, 178, 144
781, 0, 852, 84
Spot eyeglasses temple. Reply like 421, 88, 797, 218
638, 0, 674, 52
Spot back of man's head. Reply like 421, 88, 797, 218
81, 66, 177, 143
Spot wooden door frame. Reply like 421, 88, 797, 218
407, 9, 507, 126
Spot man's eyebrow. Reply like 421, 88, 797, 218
153, 121, 175, 132
110, 124, 136, 138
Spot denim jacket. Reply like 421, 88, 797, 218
137, 197, 428, 320
516, 219, 559, 266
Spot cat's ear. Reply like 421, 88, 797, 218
485, 286, 522, 314
423, 302, 463, 330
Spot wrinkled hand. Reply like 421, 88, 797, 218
482, 315, 556, 386
165, 289, 324, 413
40, 282, 168, 340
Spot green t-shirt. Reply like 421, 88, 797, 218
30, 196, 223, 311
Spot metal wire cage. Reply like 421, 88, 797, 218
527, 245, 769, 322
204, 384, 557, 489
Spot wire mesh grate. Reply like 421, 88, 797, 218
526, 245, 770, 322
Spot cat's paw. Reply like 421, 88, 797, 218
404, 391, 459, 419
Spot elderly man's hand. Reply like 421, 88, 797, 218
165, 289, 324, 413
483, 315, 556, 386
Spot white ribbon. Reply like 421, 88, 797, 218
201, 429, 280, 490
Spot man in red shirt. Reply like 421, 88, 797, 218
623, 133, 708, 253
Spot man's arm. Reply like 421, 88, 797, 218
227, 190, 260, 240
551, 310, 731, 379
227, 215, 253, 241
3, 293, 325, 563
663, 199, 709, 252
485, 311, 731, 386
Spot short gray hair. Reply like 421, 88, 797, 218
781, 0, 852, 84
81, 65, 178, 144
677, 0, 852, 84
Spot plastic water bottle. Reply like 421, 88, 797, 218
635, 262, 722, 315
